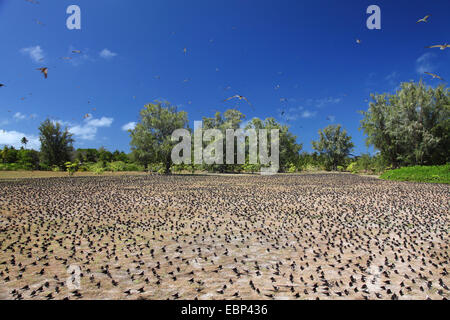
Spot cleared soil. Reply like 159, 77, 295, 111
0, 174, 448, 300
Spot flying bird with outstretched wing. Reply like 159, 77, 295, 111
224, 95, 253, 108
424, 72, 445, 81
36, 67, 48, 79
425, 44, 449, 50
416, 15, 431, 23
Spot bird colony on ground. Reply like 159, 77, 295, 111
0, 174, 448, 300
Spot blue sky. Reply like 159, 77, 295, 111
0, 0, 449, 154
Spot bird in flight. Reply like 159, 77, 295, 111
416, 15, 431, 23
35, 19, 45, 26
36, 67, 48, 79
424, 72, 444, 81
224, 95, 252, 108
0, 84, 5, 87
183, 48, 187, 55
60, 57, 72, 60
426, 44, 449, 50
356, 39, 361, 44
83, 114, 91, 119
72, 50, 82, 54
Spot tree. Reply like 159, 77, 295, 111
38, 119, 74, 168
202, 109, 246, 173
129, 101, 189, 173
18, 149, 40, 170
312, 124, 354, 171
1, 146, 18, 163
246, 117, 302, 172
21, 137, 28, 149
98, 147, 113, 164
360, 81, 449, 167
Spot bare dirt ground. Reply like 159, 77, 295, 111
0, 174, 448, 300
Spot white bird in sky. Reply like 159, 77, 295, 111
416, 15, 431, 23
425, 44, 449, 50
224, 95, 253, 108
424, 72, 445, 81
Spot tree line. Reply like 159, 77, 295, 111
1, 81, 448, 174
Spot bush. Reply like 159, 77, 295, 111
87, 162, 105, 174
287, 163, 297, 173
346, 162, 358, 173
0, 163, 25, 171
65, 161, 79, 176
123, 163, 144, 171
106, 161, 127, 172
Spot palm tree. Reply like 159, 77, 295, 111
21, 136, 28, 149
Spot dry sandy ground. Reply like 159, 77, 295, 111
0, 174, 448, 300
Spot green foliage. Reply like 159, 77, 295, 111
245, 117, 302, 172
38, 118, 74, 168
0, 163, 26, 171
287, 163, 297, 173
75, 148, 99, 163
98, 147, 113, 163
346, 153, 388, 174
346, 162, 358, 173
380, 164, 450, 184
106, 161, 126, 172
312, 124, 354, 171
1, 146, 18, 163
130, 101, 189, 174
17, 149, 40, 170
65, 161, 79, 176
202, 109, 246, 173
87, 162, 105, 175
360, 81, 449, 167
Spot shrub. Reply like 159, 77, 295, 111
106, 161, 127, 172
123, 163, 144, 171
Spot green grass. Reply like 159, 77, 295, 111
380, 164, 450, 184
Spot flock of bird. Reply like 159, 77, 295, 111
355, 15, 448, 83
0, 174, 448, 300
416, 15, 447, 81
2, 10, 447, 123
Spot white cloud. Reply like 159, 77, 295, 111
13, 112, 27, 120
301, 110, 317, 118
416, 53, 435, 74
69, 116, 114, 140
99, 48, 117, 59
121, 122, 136, 131
326, 115, 336, 122
315, 97, 342, 108
0, 130, 40, 149
279, 106, 316, 121
85, 116, 113, 127
20, 45, 44, 63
